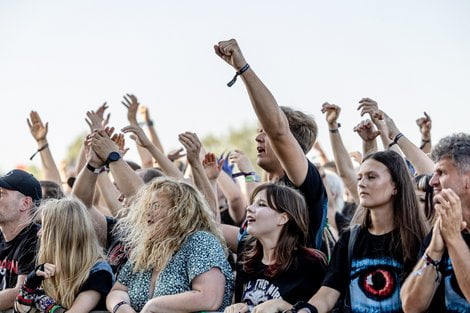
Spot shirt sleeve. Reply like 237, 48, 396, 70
322, 230, 350, 294
298, 161, 328, 249
185, 232, 230, 283
117, 260, 133, 287
80, 269, 113, 295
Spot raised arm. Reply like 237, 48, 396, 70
321, 103, 359, 204
139, 105, 165, 154
122, 94, 154, 168
90, 129, 144, 198
27, 111, 62, 185
416, 112, 432, 154
229, 149, 261, 200
121, 125, 183, 179
214, 39, 307, 185
378, 110, 435, 175
353, 119, 380, 157
179, 132, 220, 222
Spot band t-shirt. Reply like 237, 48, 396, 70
0, 223, 39, 290
419, 230, 470, 313
235, 237, 326, 311
323, 228, 414, 313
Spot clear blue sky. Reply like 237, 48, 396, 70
1, 0, 469, 174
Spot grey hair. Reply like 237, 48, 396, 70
324, 170, 345, 212
431, 133, 470, 174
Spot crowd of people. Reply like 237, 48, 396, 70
0, 38, 469, 313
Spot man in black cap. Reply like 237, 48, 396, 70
0, 169, 42, 310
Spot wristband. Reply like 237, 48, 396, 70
328, 123, 341, 133
245, 173, 260, 183
86, 163, 102, 174
30, 143, 49, 160
388, 132, 404, 148
227, 64, 250, 87
113, 301, 128, 313
147, 120, 154, 127
291, 301, 318, 313
24, 264, 45, 289
420, 139, 430, 149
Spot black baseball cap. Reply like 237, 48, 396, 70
0, 169, 42, 202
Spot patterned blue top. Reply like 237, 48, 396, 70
118, 231, 234, 312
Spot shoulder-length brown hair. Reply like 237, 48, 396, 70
240, 183, 326, 277
351, 150, 429, 263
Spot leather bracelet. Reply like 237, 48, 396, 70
292, 301, 318, 313
388, 132, 404, 148
113, 301, 128, 313
30, 143, 49, 160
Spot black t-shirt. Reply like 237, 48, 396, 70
105, 216, 128, 275
0, 223, 39, 290
419, 230, 470, 313
280, 160, 327, 249
78, 261, 114, 310
323, 228, 413, 313
235, 239, 326, 311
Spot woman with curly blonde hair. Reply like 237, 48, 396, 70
106, 177, 233, 313
14, 198, 113, 313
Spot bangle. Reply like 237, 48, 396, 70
420, 139, 430, 149
112, 301, 128, 313
291, 301, 318, 313
49, 305, 65, 313
329, 123, 341, 133
227, 63, 250, 87
388, 132, 404, 148
29, 143, 49, 160
147, 120, 154, 127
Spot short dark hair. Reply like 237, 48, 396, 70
280, 106, 318, 154
431, 133, 470, 174
40, 180, 65, 200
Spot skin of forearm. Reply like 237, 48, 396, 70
107, 290, 136, 313
75, 144, 88, 176
147, 145, 183, 179
141, 291, 222, 313
400, 253, 441, 312
36, 138, 62, 184
190, 164, 220, 223
328, 128, 359, 203
109, 160, 144, 198
147, 126, 165, 154
240, 69, 288, 137
97, 173, 122, 216
308, 287, 340, 313
446, 236, 470, 301
421, 139, 432, 154
362, 138, 378, 157
72, 166, 98, 208
0, 288, 18, 310
397, 136, 434, 175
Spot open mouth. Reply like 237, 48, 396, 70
246, 216, 256, 223
256, 146, 265, 155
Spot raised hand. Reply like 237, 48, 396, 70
214, 39, 248, 70
122, 125, 152, 148
321, 102, 341, 127
89, 130, 120, 161
122, 94, 140, 125
435, 189, 467, 243
111, 133, 129, 157
229, 149, 255, 173
203, 152, 223, 181
178, 132, 202, 167
36, 263, 56, 279
27, 111, 48, 142
353, 119, 380, 142
167, 148, 186, 162
416, 112, 432, 139
374, 110, 401, 140
85, 110, 105, 132
357, 98, 380, 117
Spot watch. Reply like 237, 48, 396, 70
105, 151, 121, 167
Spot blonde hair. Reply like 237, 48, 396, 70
37, 198, 104, 308
116, 177, 225, 273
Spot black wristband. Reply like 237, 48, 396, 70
388, 132, 404, 148
227, 64, 250, 87
24, 264, 45, 289
112, 301, 128, 313
329, 123, 341, 133
30, 143, 49, 160
292, 301, 318, 313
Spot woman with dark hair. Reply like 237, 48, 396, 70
223, 183, 327, 313
289, 150, 429, 313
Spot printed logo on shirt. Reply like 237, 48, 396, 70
241, 279, 281, 309
349, 257, 403, 313
443, 258, 470, 313
1, 259, 19, 290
